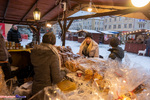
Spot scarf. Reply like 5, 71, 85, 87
41, 43, 61, 68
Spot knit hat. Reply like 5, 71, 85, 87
109, 37, 119, 47
85, 33, 93, 39
42, 32, 56, 45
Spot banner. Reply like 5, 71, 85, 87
0, 23, 5, 37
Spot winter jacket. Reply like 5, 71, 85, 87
145, 38, 150, 48
7, 28, 21, 43
0, 34, 10, 61
30, 44, 66, 95
79, 39, 99, 57
108, 46, 124, 61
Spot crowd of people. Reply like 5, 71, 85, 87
0, 24, 150, 96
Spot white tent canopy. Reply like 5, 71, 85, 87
100, 31, 119, 34
78, 29, 100, 34
67, 30, 78, 33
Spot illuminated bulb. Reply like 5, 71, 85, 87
88, 7, 92, 12
123, 80, 126, 83
131, 0, 149, 7
87, 2, 92, 12
47, 23, 52, 27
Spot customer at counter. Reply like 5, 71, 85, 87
7, 24, 22, 43
79, 33, 99, 58
108, 37, 124, 61
0, 30, 12, 80
145, 36, 150, 56
30, 32, 67, 95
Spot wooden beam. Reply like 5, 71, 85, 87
21, 0, 39, 21
59, 8, 141, 21
3, 0, 10, 20
70, 0, 133, 7
66, 19, 73, 31
58, 20, 63, 31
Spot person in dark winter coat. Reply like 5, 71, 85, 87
145, 36, 150, 56
31, 32, 66, 95
108, 37, 124, 61
7, 25, 22, 43
0, 31, 12, 80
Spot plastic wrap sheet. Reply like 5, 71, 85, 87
94, 58, 150, 100
29, 86, 67, 100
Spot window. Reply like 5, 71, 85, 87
109, 25, 111, 29
110, 18, 111, 22
113, 25, 116, 29
105, 25, 107, 29
118, 25, 121, 29
114, 17, 116, 21
129, 24, 132, 28
124, 24, 127, 28
105, 19, 107, 22
119, 17, 121, 21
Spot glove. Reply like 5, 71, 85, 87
8, 57, 13, 64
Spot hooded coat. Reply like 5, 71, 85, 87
31, 43, 66, 95
7, 28, 21, 43
108, 46, 124, 61
79, 39, 99, 57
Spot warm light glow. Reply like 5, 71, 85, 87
47, 23, 52, 27
131, 0, 149, 7
88, 7, 92, 12
33, 8, 41, 20
87, 2, 92, 12
123, 80, 126, 83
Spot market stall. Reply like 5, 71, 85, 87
66, 30, 78, 41
77, 29, 102, 44
28, 47, 150, 100
6, 42, 34, 86
124, 29, 150, 54
101, 31, 120, 44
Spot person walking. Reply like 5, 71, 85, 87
145, 36, 150, 56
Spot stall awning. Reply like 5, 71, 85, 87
101, 31, 119, 34
78, 29, 100, 34
67, 30, 78, 33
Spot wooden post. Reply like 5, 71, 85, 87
36, 23, 41, 44
62, 17, 66, 46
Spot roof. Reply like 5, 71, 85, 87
0, 0, 149, 25
78, 29, 100, 34
67, 30, 78, 33
100, 31, 119, 34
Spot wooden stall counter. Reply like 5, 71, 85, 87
125, 43, 146, 54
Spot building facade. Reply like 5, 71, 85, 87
103, 16, 150, 32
